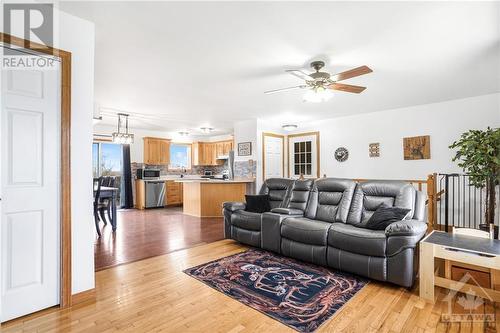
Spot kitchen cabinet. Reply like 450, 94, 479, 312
215, 140, 233, 157
192, 142, 216, 166
144, 137, 170, 165
165, 181, 183, 205
135, 180, 183, 209
192, 140, 233, 166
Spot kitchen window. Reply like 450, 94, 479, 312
169, 143, 192, 169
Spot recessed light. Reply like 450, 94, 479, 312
200, 127, 214, 134
282, 124, 298, 132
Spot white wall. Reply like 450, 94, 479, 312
286, 93, 499, 180
233, 119, 258, 162
57, 10, 96, 294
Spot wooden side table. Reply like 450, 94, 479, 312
419, 230, 500, 302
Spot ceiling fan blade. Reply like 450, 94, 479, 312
285, 69, 313, 81
330, 65, 373, 82
327, 83, 366, 94
264, 85, 308, 94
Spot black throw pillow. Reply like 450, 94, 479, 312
245, 195, 271, 213
363, 204, 411, 230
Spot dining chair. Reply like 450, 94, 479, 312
97, 176, 112, 225
93, 177, 108, 237
102, 176, 111, 187
104, 176, 117, 223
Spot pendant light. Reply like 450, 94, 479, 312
112, 113, 134, 144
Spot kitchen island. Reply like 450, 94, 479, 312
176, 179, 255, 217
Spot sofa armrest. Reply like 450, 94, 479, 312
385, 219, 427, 256
222, 202, 245, 239
385, 219, 427, 237
223, 201, 246, 212
270, 208, 304, 215
261, 212, 303, 253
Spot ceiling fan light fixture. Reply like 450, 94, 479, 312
303, 87, 333, 103
200, 127, 214, 134
282, 124, 298, 132
178, 131, 190, 136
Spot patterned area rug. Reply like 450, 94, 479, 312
184, 249, 368, 332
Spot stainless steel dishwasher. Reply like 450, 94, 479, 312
145, 180, 165, 208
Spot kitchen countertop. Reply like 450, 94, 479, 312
137, 176, 255, 183
175, 178, 255, 183
137, 176, 206, 182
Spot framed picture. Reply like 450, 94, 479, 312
403, 135, 430, 160
238, 142, 252, 156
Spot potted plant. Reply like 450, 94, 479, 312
449, 127, 500, 234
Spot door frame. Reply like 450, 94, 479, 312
261, 132, 285, 181
287, 131, 321, 178
0, 33, 73, 309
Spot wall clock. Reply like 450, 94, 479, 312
334, 147, 349, 162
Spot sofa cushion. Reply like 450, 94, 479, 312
347, 181, 416, 226
231, 210, 262, 231
287, 179, 314, 211
259, 178, 294, 209
328, 223, 387, 257
304, 178, 356, 223
245, 194, 270, 213
363, 204, 411, 230
281, 217, 330, 246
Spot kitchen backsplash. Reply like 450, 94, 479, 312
132, 162, 227, 177
131, 160, 256, 179
234, 160, 256, 179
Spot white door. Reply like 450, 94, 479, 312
0, 47, 61, 322
263, 134, 283, 179
288, 133, 319, 179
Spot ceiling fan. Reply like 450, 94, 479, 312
264, 61, 372, 102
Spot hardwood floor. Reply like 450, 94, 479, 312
94, 207, 223, 271
4, 240, 498, 332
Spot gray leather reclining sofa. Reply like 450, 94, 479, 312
223, 177, 427, 287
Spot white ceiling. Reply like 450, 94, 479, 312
60, 1, 500, 135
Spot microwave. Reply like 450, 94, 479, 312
136, 168, 160, 180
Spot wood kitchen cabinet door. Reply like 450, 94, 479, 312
144, 138, 159, 164
223, 140, 233, 155
144, 137, 171, 165
215, 142, 224, 157
201, 143, 210, 165
165, 181, 183, 205
192, 142, 201, 166
208, 143, 218, 165
160, 140, 170, 165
